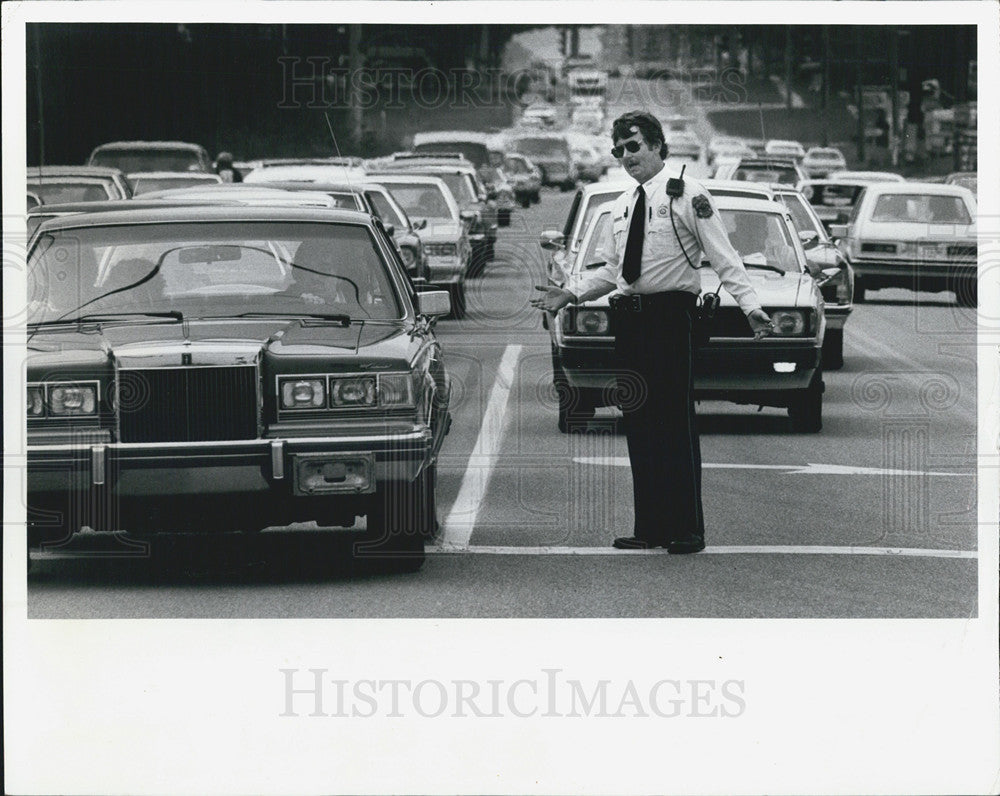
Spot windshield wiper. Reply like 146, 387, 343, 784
28, 311, 184, 327
218, 311, 355, 327
742, 261, 786, 276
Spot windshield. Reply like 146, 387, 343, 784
130, 176, 218, 195
27, 181, 112, 203
720, 209, 803, 273
27, 221, 403, 324
504, 156, 529, 175
577, 192, 624, 246
580, 212, 612, 269
365, 191, 406, 229
413, 141, 488, 168
434, 173, 477, 204
871, 194, 972, 224
90, 149, 205, 173
806, 183, 864, 208
776, 193, 822, 237
382, 184, 455, 220
512, 137, 569, 159
733, 166, 799, 185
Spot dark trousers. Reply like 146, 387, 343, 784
613, 292, 704, 544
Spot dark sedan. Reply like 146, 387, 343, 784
25, 206, 453, 571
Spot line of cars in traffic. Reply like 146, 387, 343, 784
23, 135, 565, 572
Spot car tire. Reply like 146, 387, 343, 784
520, 196, 531, 209
356, 475, 431, 573
854, 280, 866, 303
498, 209, 511, 227
552, 349, 595, 432
448, 282, 467, 319
531, 192, 541, 205
788, 369, 824, 433
560, 180, 575, 192
822, 329, 844, 370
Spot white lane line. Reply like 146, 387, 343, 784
572, 458, 972, 477
427, 545, 976, 559
440, 344, 521, 548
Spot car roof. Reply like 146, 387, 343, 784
364, 174, 452, 188
243, 164, 368, 182
829, 170, 905, 181
27, 165, 126, 178
127, 171, 222, 180
90, 140, 206, 151
797, 178, 870, 187
710, 195, 790, 213
580, 179, 634, 197
131, 185, 341, 206
28, 198, 241, 216
737, 157, 800, 167
704, 179, 775, 198
412, 131, 489, 145
252, 181, 365, 194
859, 181, 975, 197
34, 204, 372, 233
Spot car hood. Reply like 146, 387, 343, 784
27, 318, 414, 370
567, 269, 811, 308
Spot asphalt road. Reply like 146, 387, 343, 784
27, 186, 979, 618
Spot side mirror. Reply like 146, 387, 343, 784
829, 224, 848, 240
798, 229, 819, 248
383, 223, 395, 238
413, 218, 428, 230
538, 230, 565, 251
459, 210, 477, 224
416, 289, 451, 317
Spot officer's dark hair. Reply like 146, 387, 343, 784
611, 111, 669, 159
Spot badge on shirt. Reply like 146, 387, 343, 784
692, 194, 713, 218
657, 204, 668, 217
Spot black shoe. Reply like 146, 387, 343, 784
612, 536, 667, 550
667, 538, 706, 555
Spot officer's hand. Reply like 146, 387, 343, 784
530, 285, 575, 312
747, 309, 774, 340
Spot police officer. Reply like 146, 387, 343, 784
531, 111, 773, 554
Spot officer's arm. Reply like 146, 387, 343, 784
688, 193, 762, 315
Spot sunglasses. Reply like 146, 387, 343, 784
610, 140, 643, 159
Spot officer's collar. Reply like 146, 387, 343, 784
637, 163, 668, 193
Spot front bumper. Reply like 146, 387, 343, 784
427, 254, 466, 284
27, 426, 434, 497
556, 338, 822, 405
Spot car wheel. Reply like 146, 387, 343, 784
854, 280, 866, 303
468, 245, 489, 278
560, 180, 575, 192
788, 369, 824, 433
552, 349, 595, 432
356, 475, 431, 573
520, 196, 531, 209
498, 209, 511, 226
822, 329, 844, 370
531, 192, 541, 204
448, 282, 467, 319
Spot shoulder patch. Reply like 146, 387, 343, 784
692, 194, 713, 219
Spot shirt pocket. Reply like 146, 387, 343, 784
611, 216, 628, 248
646, 215, 681, 259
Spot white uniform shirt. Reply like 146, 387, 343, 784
575, 164, 762, 315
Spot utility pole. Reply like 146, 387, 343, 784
854, 28, 865, 164
784, 26, 793, 114
889, 27, 899, 166
822, 26, 830, 146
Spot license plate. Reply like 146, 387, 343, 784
918, 242, 945, 259
293, 453, 375, 495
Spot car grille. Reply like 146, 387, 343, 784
707, 308, 754, 338
947, 244, 976, 258
117, 366, 258, 443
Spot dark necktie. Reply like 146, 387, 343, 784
622, 187, 645, 284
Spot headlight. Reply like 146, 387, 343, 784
769, 309, 808, 336
562, 308, 611, 335
47, 383, 98, 416
27, 385, 45, 416
329, 376, 376, 407
280, 377, 325, 409
425, 242, 457, 257
377, 374, 416, 408
399, 245, 416, 268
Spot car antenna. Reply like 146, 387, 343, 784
324, 110, 355, 191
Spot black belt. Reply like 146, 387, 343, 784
609, 291, 698, 313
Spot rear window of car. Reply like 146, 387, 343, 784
512, 137, 570, 159
413, 141, 488, 168
27, 181, 112, 203
805, 183, 865, 207
365, 191, 406, 229
382, 184, 455, 220
734, 167, 798, 184
870, 193, 972, 224
91, 149, 205, 173
130, 176, 218, 195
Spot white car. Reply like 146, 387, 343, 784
128, 171, 223, 195
801, 147, 848, 178
764, 139, 806, 162
244, 163, 368, 184
829, 182, 977, 306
